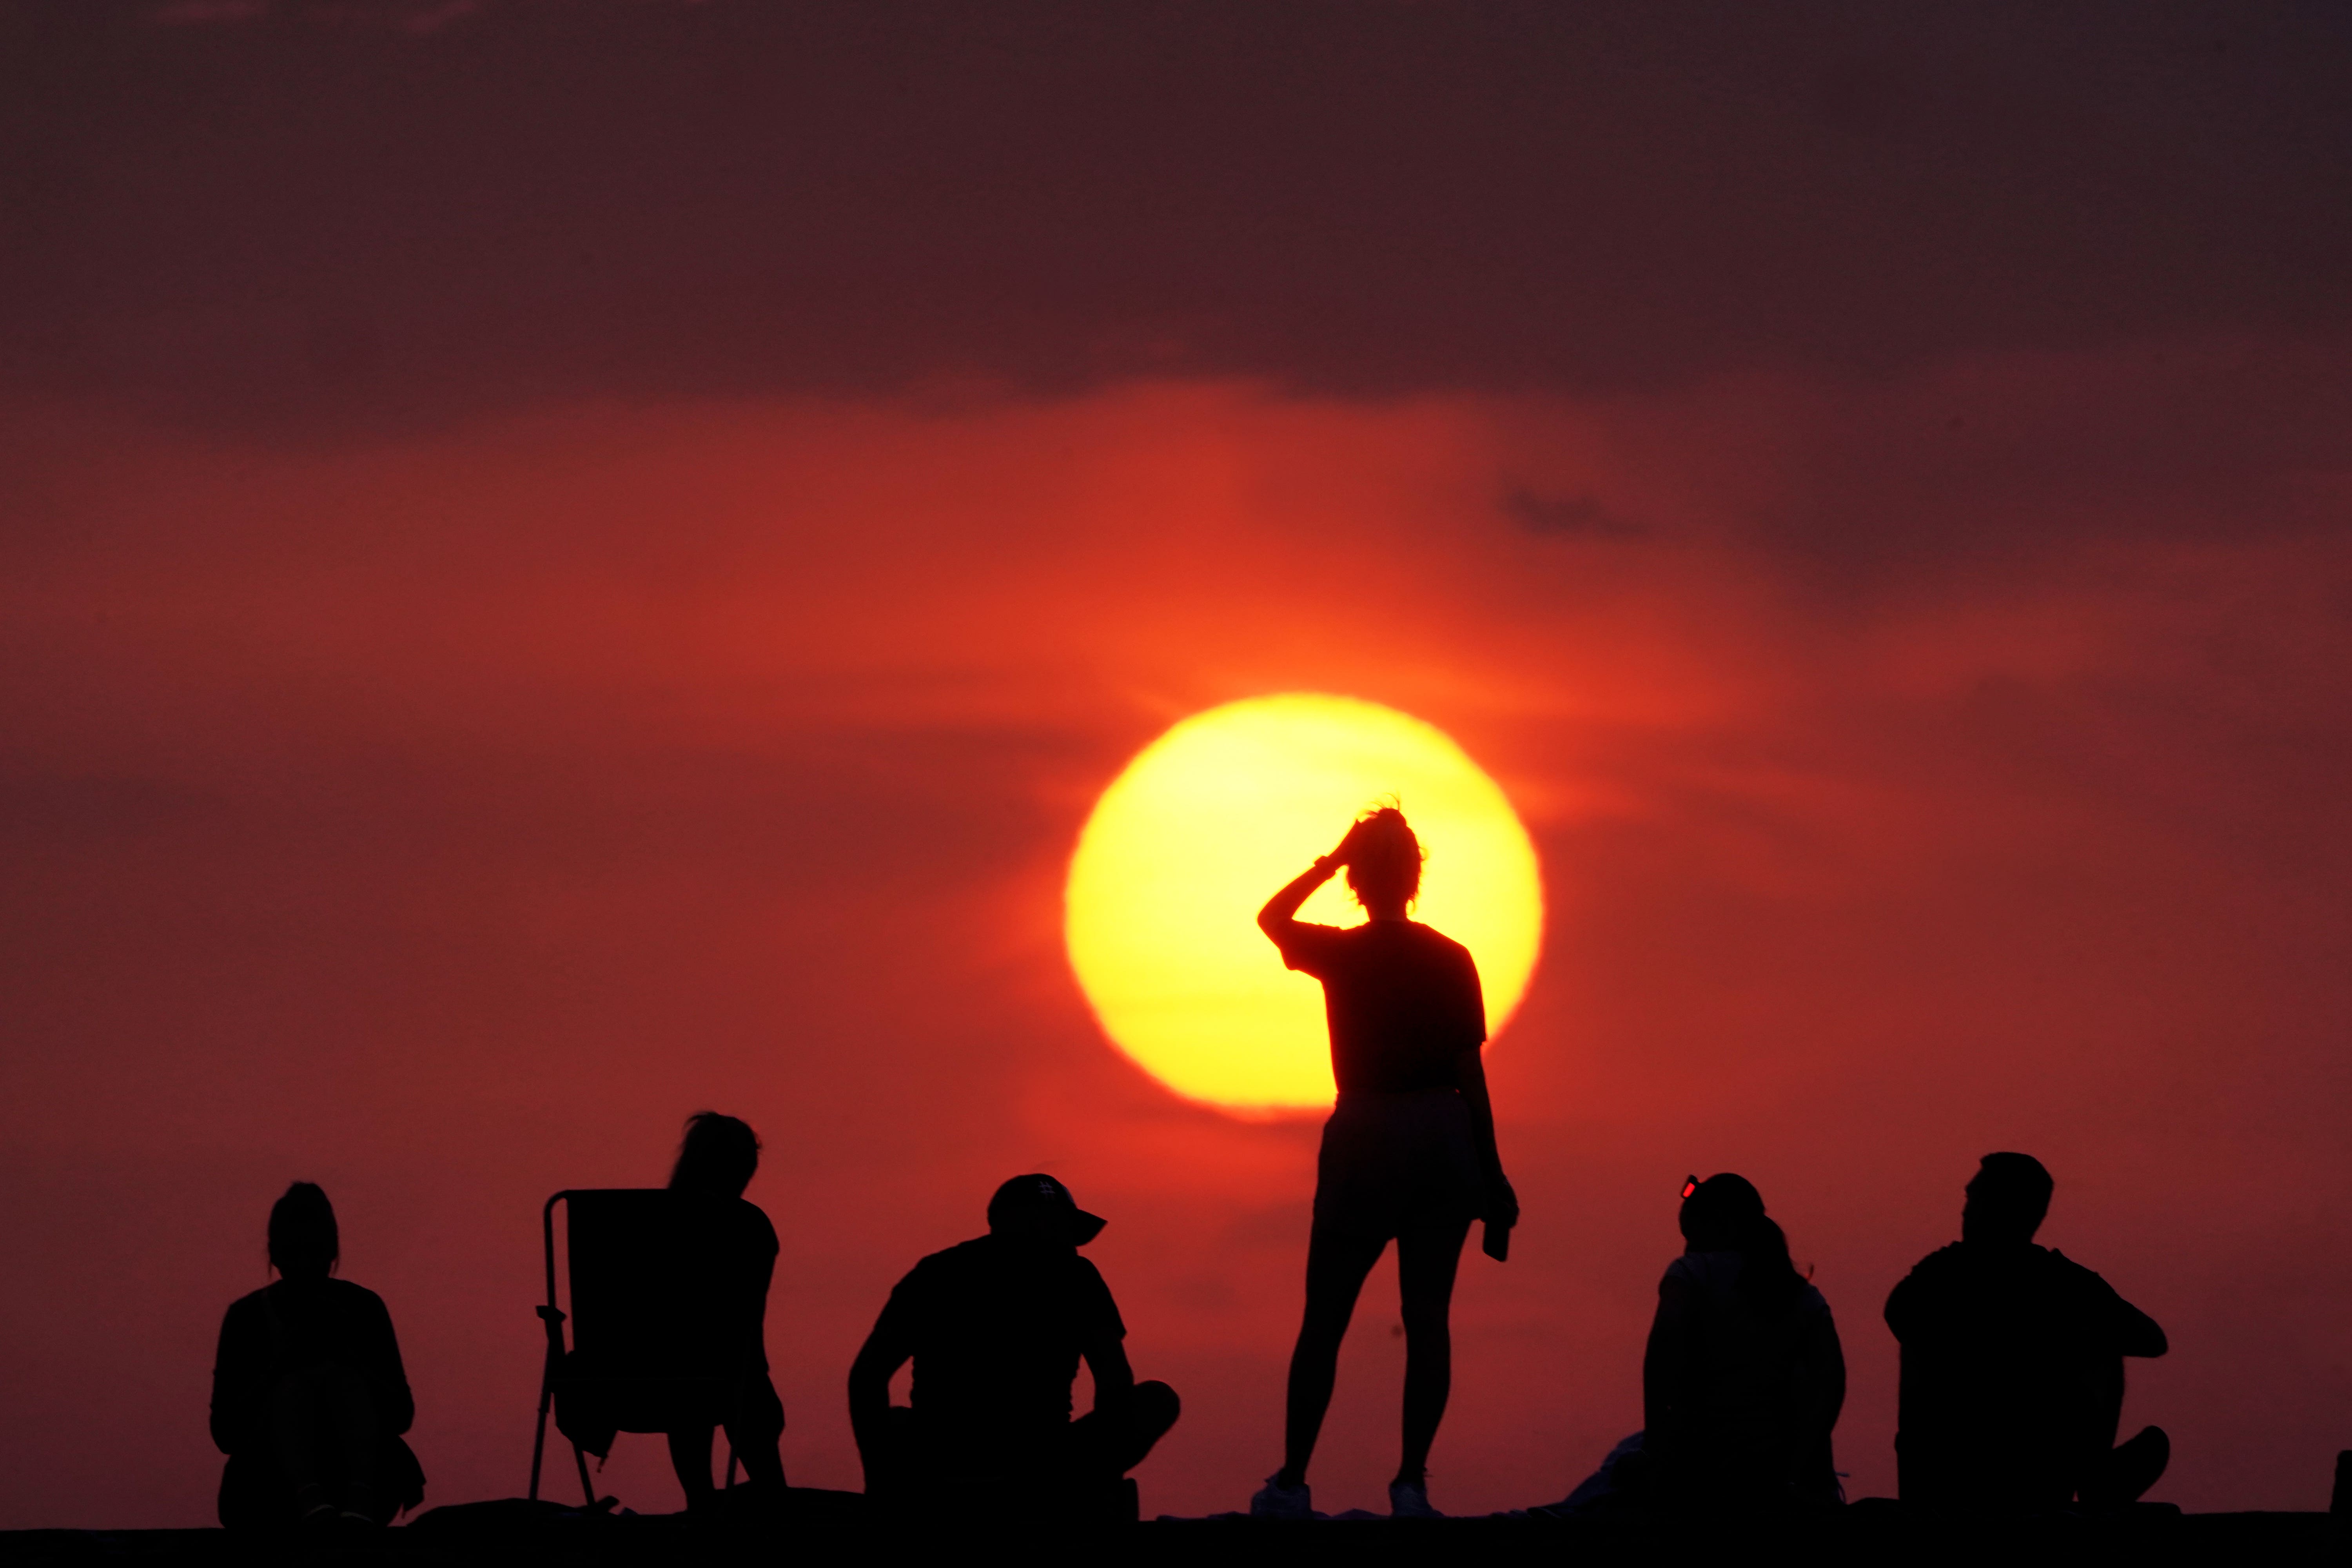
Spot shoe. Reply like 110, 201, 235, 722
1250, 1472, 1312, 1520
1389, 1478, 1443, 1519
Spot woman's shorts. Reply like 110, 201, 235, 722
1313, 1088, 1482, 1240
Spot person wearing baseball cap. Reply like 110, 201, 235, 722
847, 1174, 1180, 1519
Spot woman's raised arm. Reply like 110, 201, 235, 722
1258, 824, 1361, 940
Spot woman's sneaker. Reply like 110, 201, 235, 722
1388, 1479, 1443, 1518
1250, 1472, 1313, 1519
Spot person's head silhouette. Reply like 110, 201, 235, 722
1342, 806, 1423, 920
1962, 1151, 2053, 1247
986, 1174, 1107, 1254
669, 1111, 761, 1199
1676, 1171, 1808, 1313
1678, 1172, 1765, 1252
268, 1181, 339, 1281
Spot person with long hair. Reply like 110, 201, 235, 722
661, 1111, 789, 1510
1249, 805, 1516, 1519
209, 1183, 425, 1530
1642, 1174, 1844, 1515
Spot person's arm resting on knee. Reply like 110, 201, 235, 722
847, 1313, 913, 1493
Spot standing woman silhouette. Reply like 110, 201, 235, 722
1250, 806, 1517, 1519
661, 1112, 789, 1512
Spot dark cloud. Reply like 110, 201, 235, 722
5, 0, 2350, 430
1501, 488, 1647, 541
6, 4, 2352, 1527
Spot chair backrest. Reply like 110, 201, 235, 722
556, 1189, 715, 1381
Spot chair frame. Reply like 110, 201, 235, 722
529, 1190, 738, 1505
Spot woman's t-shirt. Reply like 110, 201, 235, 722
1271, 919, 1486, 1092
671, 1194, 780, 1377
1650, 1250, 1843, 1505
210, 1278, 414, 1456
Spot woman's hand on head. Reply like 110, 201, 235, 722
1329, 818, 1367, 866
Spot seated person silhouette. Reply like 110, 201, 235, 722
1885, 1152, 2169, 1512
1642, 1174, 1846, 1516
658, 1112, 789, 1511
848, 1174, 1180, 1518
209, 1182, 425, 1530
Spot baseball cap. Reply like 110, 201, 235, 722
987, 1173, 1107, 1246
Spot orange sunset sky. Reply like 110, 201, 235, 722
5, 0, 2352, 1527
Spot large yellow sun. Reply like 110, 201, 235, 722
1064, 694, 1544, 1112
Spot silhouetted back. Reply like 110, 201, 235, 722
562, 1189, 777, 1385
1645, 1175, 1844, 1514
1887, 1241, 2160, 1508
1886, 1153, 2169, 1512
1271, 921, 1485, 1091
211, 1181, 424, 1527
875, 1233, 1123, 1449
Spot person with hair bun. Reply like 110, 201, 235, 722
209, 1182, 423, 1530
1250, 805, 1517, 1520
1641, 1174, 1845, 1516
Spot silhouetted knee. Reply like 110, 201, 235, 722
1399, 1305, 1453, 1349
1292, 1311, 1352, 1365
2084, 1425, 2169, 1507
1133, 1380, 1180, 1449
1068, 1381, 1182, 1480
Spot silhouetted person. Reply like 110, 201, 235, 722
1886, 1153, 2170, 1513
209, 1183, 423, 1530
1642, 1174, 1845, 1516
660, 1111, 788, 1510
848, 1175, 1179, 1518
1250, 806, 1517, 1520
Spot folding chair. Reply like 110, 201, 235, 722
529, 1189, 742, 1504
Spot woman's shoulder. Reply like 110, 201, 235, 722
1402, 922, 1477, 962
730, 1197, 782, 1249
221, 1285, 274, 1324
1664, 1250, 1743, 1289
318, 1278, 394, 1316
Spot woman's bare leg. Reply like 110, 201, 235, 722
667, 1425, 717, 1507
1279, 1226, 1388, 1485
1394, 1218, 1472, 1486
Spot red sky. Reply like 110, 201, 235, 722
4, 0, 2352, 1528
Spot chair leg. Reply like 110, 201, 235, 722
574, 1442, 596, 1507
529, 1371, 554, 1501
725, 1447, 739, 1490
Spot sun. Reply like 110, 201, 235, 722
1064, 694, 1544, 1112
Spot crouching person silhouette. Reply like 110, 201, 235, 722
848, 1175, 1180, 1522
1886, 1153, 2169, 1513
209, 1183, 425, 1530
1642, 1174, 1845, 1517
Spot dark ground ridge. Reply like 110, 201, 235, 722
2, 1500, 2343, 1568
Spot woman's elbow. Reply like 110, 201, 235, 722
846, 1348, 895, 1408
